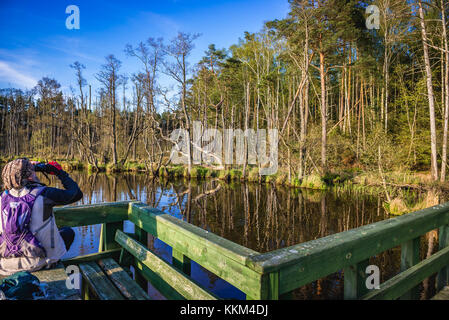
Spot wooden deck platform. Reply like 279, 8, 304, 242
0, 263, 81, 300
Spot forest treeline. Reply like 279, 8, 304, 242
1, 0, 449, 185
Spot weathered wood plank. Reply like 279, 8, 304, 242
54, 201, 130, 228
97, 258, 150, 300
252, 202, 449, 294
361, 245, 449, 300
115, 229, 218, 300
128, 202, 263, 298
79, 261, 124, 300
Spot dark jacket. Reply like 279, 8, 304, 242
25, 170, 83, 220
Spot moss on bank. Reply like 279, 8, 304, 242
384, 190, 440, 216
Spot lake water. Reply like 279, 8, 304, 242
52, 171, 441, 300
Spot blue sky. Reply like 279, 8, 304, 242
0, 0, 289, 96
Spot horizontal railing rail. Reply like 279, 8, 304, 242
55, 200, 449, 300
247, 201, 449, 299
54, 201, 130, 227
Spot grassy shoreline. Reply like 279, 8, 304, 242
1, 157, 446, 216
0, 156, 446, 190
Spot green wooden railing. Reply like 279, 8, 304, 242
55, 200, 449, 300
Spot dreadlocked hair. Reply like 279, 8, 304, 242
2, 158, 34, 190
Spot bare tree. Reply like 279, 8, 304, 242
70, 61, 100, 169
125, 38, 165, 174
162, 32, 201, 175
96, 55, 123, 167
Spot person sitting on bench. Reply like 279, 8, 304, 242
0, 158, 83, 275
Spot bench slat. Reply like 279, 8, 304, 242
97, 258, 150, 300
79, 261, 124, 300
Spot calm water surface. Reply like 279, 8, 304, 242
51, 172, 442, 300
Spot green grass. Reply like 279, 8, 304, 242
218, 170, 231, 181
300, 174, 327, 190
229, 169, 242, 180
106, 163, 124, 173
247, 167, 260, 182
205, 169, 219, 178
163, 165, 185, 178
124, 162, 146, 172
275, 172, 288, 185
189, 166, 209, 179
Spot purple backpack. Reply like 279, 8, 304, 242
0, 187, 45, 258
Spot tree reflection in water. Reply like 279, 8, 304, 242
54, 172, 441, 300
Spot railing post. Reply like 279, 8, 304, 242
172, 248, 191, 276
400, 237, 420, 299
257, 271, 279, 300
269, 271, 279, 300
99, 222, 123, 252
344, 259, 369, 300
134, 225, 148, 290
437, 225, 449, 291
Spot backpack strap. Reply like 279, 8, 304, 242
0, 190, 10, 234
29, 186, 46, 198
0, 193, 4, 234
28, 186, 55, 247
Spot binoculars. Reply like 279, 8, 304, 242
33, 163, 48, 173
33, 161, 62, 175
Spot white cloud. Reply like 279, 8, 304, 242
0, 61, 37, 89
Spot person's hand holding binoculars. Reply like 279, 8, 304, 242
33, 161, 63, 175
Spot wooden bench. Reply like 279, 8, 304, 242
63, 228, 219, 300
79, 257, 150, 300
115, 229, 218, 300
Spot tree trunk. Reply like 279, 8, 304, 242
418, 0, 439, 181
440, 0, 449, 181
319, 50, 327, 172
